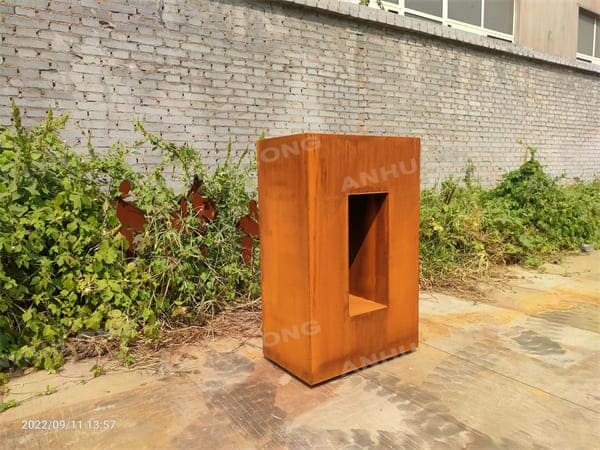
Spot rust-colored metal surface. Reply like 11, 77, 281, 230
112, 180, 145, 255
238, 199, 259, 265
258, 133, 420, 385
171, 176, 216, 232
113, 177, 256, 264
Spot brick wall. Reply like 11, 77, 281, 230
0, 0, 598, 186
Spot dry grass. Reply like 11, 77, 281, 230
62, 262, 524, 371
63, 298, 263, 371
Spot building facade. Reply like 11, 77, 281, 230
355, 0, 600, 63
0, 0, 598, 187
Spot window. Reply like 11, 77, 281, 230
448, 0, 481, 27
577, 9, 600, 64
405, 0, 442, 18
361, 0, 515, 41
483, 0, 513, 35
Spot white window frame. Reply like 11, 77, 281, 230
576, 9, 600, 65
372, 0, 515, 42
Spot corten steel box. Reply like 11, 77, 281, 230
257, 134, 420, 385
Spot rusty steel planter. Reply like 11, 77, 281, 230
257, 133, 420, 385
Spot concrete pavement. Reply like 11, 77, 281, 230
1, 253, 598, 449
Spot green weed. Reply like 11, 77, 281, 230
0, 104, 258, 371
420, 145, 600, 288
1, 104, 597, 372
90, 364, 105, 378
0, 399, 18, 413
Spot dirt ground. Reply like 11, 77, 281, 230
1, 252, 598, 449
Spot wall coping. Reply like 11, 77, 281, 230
274, 0, 600, 75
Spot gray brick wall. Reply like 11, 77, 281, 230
0, 0, 598, 186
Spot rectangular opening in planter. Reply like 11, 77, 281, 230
348, 192, 389, 317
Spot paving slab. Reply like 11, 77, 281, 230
1, 253, 598, 449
